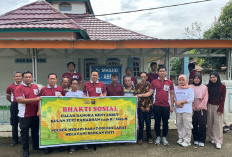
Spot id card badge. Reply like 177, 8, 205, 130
34, 89, 39, 95
55, 92, 61, 96
163, 85, 169, 92
96, 87, 102, 94
73, 75, 78, 79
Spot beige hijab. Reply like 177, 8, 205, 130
178, 74, 190, 89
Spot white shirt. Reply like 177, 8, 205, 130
65, 90, 83, 97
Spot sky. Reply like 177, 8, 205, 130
0, 0, 230, 39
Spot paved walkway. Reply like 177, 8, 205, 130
0, 130, 232, 157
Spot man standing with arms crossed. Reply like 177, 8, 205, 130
6, 71, 22, 147
134, 72, 153, 144
137, 66, 174, 146
15, 71, 41, 157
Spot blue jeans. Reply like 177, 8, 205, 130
138, 108, 152, 140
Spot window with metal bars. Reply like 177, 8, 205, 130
84, 58, 97, 80
133, 57, 141, 77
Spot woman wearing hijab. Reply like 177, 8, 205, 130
174, 74, 194, 147
207, 72, 226, 149
191, 73, 208, 147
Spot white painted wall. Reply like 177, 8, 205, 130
0, 54, 147, 92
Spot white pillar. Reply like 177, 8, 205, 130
32, 49, 38, 84
165, 49, 170, 78
227, 49, 232, 80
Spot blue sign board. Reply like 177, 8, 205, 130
91, 65, 121, 85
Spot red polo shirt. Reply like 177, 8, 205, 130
106, 82, 124, 96
62, 71, 82, 83
83, 80, 106, 97
150, 77, 174, 107
123, 76, 138, 87
147, 72, 158, 83
6, 82, 21, 102
39, 85, 65, 96
15, 83, 39, 118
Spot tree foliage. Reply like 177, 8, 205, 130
201, 2, 232, 71
204, 2, 232, 39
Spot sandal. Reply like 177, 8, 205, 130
137, 139, 143, 145
148, 139, 153, 144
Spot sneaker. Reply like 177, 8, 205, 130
162, 137, 169, 146
194, 141, 199, 145
198, 142, 204, 147
154, 136, 161, 145
177, 139, 183, 144
216, 143, 221, 149
181, 142, 191, 147
210, 140, 215, 144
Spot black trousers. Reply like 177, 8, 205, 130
19, 116, 39, 151
138, 108, 152, 140
192, 110, 207, 143
153, 105, 170, 137
10, 101, 19, 142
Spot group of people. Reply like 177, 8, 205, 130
136, 63, 226, 150
5, 61, 226, 157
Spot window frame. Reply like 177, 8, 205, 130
132, 57, 141, 77
106, 58, 120, 66
84, 58, 98, 80
59, 2, 72, 12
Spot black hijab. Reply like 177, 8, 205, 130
207, 71, 222, 103
192, 72, 202, 86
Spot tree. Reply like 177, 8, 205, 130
183, 21, 202, 39
201, 2, 232, 71
204, 2, 232, 39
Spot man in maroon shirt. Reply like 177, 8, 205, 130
147, 62, 159, 83
38, 73, 65, 154
61, 76, 70, 93
83, 70, 106, 97
6, 71, 22, 147
106, 73, 124, 96
39, 73, 65, 97
188, 63, 201, 84
15, 71, 41, 157
62, 62, 82, 89
123, 67, 138, 88
137, 66, 174, 146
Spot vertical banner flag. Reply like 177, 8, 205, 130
40, 96, 137, 148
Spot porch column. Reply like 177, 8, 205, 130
184, 57, 189, 79
165, 49, 170, 78
32, 48, 38, 84
227, 48, 232, 80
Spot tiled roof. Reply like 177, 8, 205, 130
0, 1, 84, 30
0, 0, 155, 40
66, 14, 155, 40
